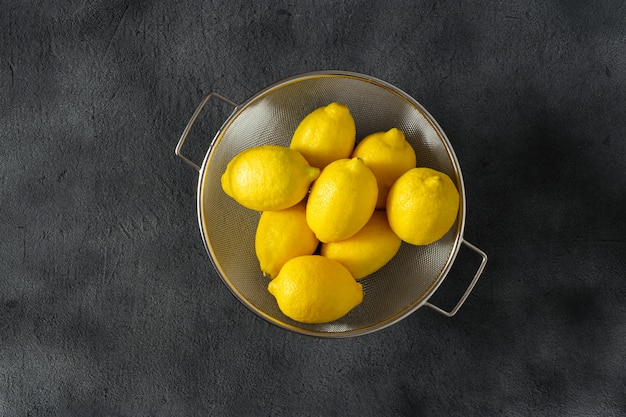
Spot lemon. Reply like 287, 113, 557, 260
221, 145, 320, 211
386, 167, 460, 245
321, 210, 401, 279
267, 255, 363, 324
306, 158, 378, 243
255, 201, 319, 279
351, 128, 416, 209
289, 102, 356, 169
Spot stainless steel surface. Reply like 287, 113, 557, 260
424, 240, 488, 317
179, 71, 487, 337
175, 92, 238, 171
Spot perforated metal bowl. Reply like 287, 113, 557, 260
175, 71, 487, 338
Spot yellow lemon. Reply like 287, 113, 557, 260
386, 167, 460, 245
289, 102, 356, 169
351, 128, 416, 209
255, 201, 319, 279
306, 158, 378, 243
221, 145, 320, 211
321, 210, 401, 279
267, 255, 363, 324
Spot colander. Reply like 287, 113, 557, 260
175, 71, 487, 338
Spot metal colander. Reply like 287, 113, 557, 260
176, 71, 487, 338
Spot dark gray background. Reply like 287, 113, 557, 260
1, 0, 625, 416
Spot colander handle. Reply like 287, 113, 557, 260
175, 92, 238, 171
425, 239, 488, 317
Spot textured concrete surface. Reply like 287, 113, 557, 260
1, 1, 625, 416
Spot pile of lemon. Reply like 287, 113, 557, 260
221, 102, 459, 324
